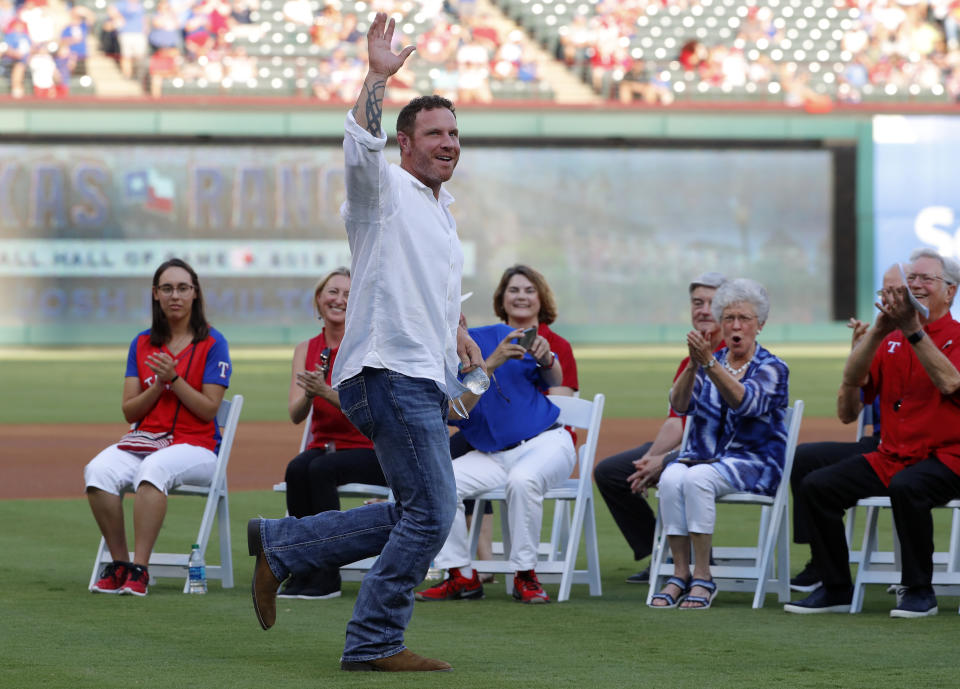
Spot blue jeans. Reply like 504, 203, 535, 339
259, 367, 456, 662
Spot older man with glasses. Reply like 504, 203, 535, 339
786, 247, 960, 617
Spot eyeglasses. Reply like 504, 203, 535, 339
905, 273, 948, 286
721, 314, 756, 324
156, 283, 195, 297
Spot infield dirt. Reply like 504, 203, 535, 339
2, 417, 855, 500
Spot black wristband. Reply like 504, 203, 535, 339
907, 330, 925, 345
170, 375, 179, 384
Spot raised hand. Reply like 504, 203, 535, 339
353, 12, 415, 136
366, 12, 415, 78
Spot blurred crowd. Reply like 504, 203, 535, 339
0, 0, 94, 98
3, 0, 960, 103
558, 0, 960, 106
0, 0, 543, 99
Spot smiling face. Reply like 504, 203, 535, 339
398, 107, 460, 196
721, 300, 761, 360
689, 286, 719, 339
317, 274, 349, 326
906, 255, 956, 322
153, 266, 196, 322
502, 273, 541, 327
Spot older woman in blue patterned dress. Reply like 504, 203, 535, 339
649, 278, 789, 610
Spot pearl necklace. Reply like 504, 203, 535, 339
723, 356, 752, 376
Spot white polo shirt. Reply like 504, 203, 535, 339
331, 110, 464, 396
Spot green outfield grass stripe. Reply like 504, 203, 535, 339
0, 343, 853, 362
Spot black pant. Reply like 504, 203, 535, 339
801, 454, 960, 591
283, 446, 386, 590
285, 446, 386, 518
791, 436, 880, 545
594, 442, 657, 561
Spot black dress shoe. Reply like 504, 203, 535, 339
626, 567, 650, 584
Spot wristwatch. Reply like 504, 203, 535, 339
703, 358, 716, 370
907, 330, 925, 345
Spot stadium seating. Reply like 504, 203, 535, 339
2, 0, 956, 105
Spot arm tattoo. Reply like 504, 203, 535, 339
354, 79, 387, 137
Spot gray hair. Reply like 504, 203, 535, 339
711, 278, 770, 325
909, 247, 960, 286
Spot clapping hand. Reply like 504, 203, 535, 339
146, 352, 178, 383
847, 317, 869, 350
297, 364, 332, 400
686, 329, 713, 367
875, 285, 921, 335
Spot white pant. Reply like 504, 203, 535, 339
84, 443, 217, 496
435, 425, 576, 571
658, 462, 735, 536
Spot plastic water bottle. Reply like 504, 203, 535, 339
425, 560, 443, 582
462, 367, 490, 395
188, 543, 207, 594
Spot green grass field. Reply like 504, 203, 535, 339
0, 343, 851, 423
1, 491, 957, 689
5, 343, 956, 688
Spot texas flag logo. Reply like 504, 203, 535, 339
125, 169, 176, 214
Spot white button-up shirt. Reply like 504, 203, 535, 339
331, 110, 464, 396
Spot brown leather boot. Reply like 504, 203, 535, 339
247, 518, 280, 630
340, 649, 453, 672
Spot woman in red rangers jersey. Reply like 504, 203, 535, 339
279, 267, 384, 600
85, 258, 232, 597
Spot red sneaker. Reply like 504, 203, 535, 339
121, 564, 149, 597
415, 567, 484, 601
92, 561, 130, 594
513, 570, 550, 604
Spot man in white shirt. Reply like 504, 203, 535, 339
247, 12, 483, 673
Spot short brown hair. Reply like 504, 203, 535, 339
313, 266, 351, 318
492, 265, 558, 326
396, 95, 456, 138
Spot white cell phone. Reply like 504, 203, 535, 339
897, 263, 930, 319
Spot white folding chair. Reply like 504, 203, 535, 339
465, 393, 605, 602
647, 400, 804, 609
88, 394, 244, 593
272, 408, 391, 580
845, 404, 882, 565
849, 497, 960, 613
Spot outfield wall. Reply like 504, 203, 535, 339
0, 103, 878, 345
